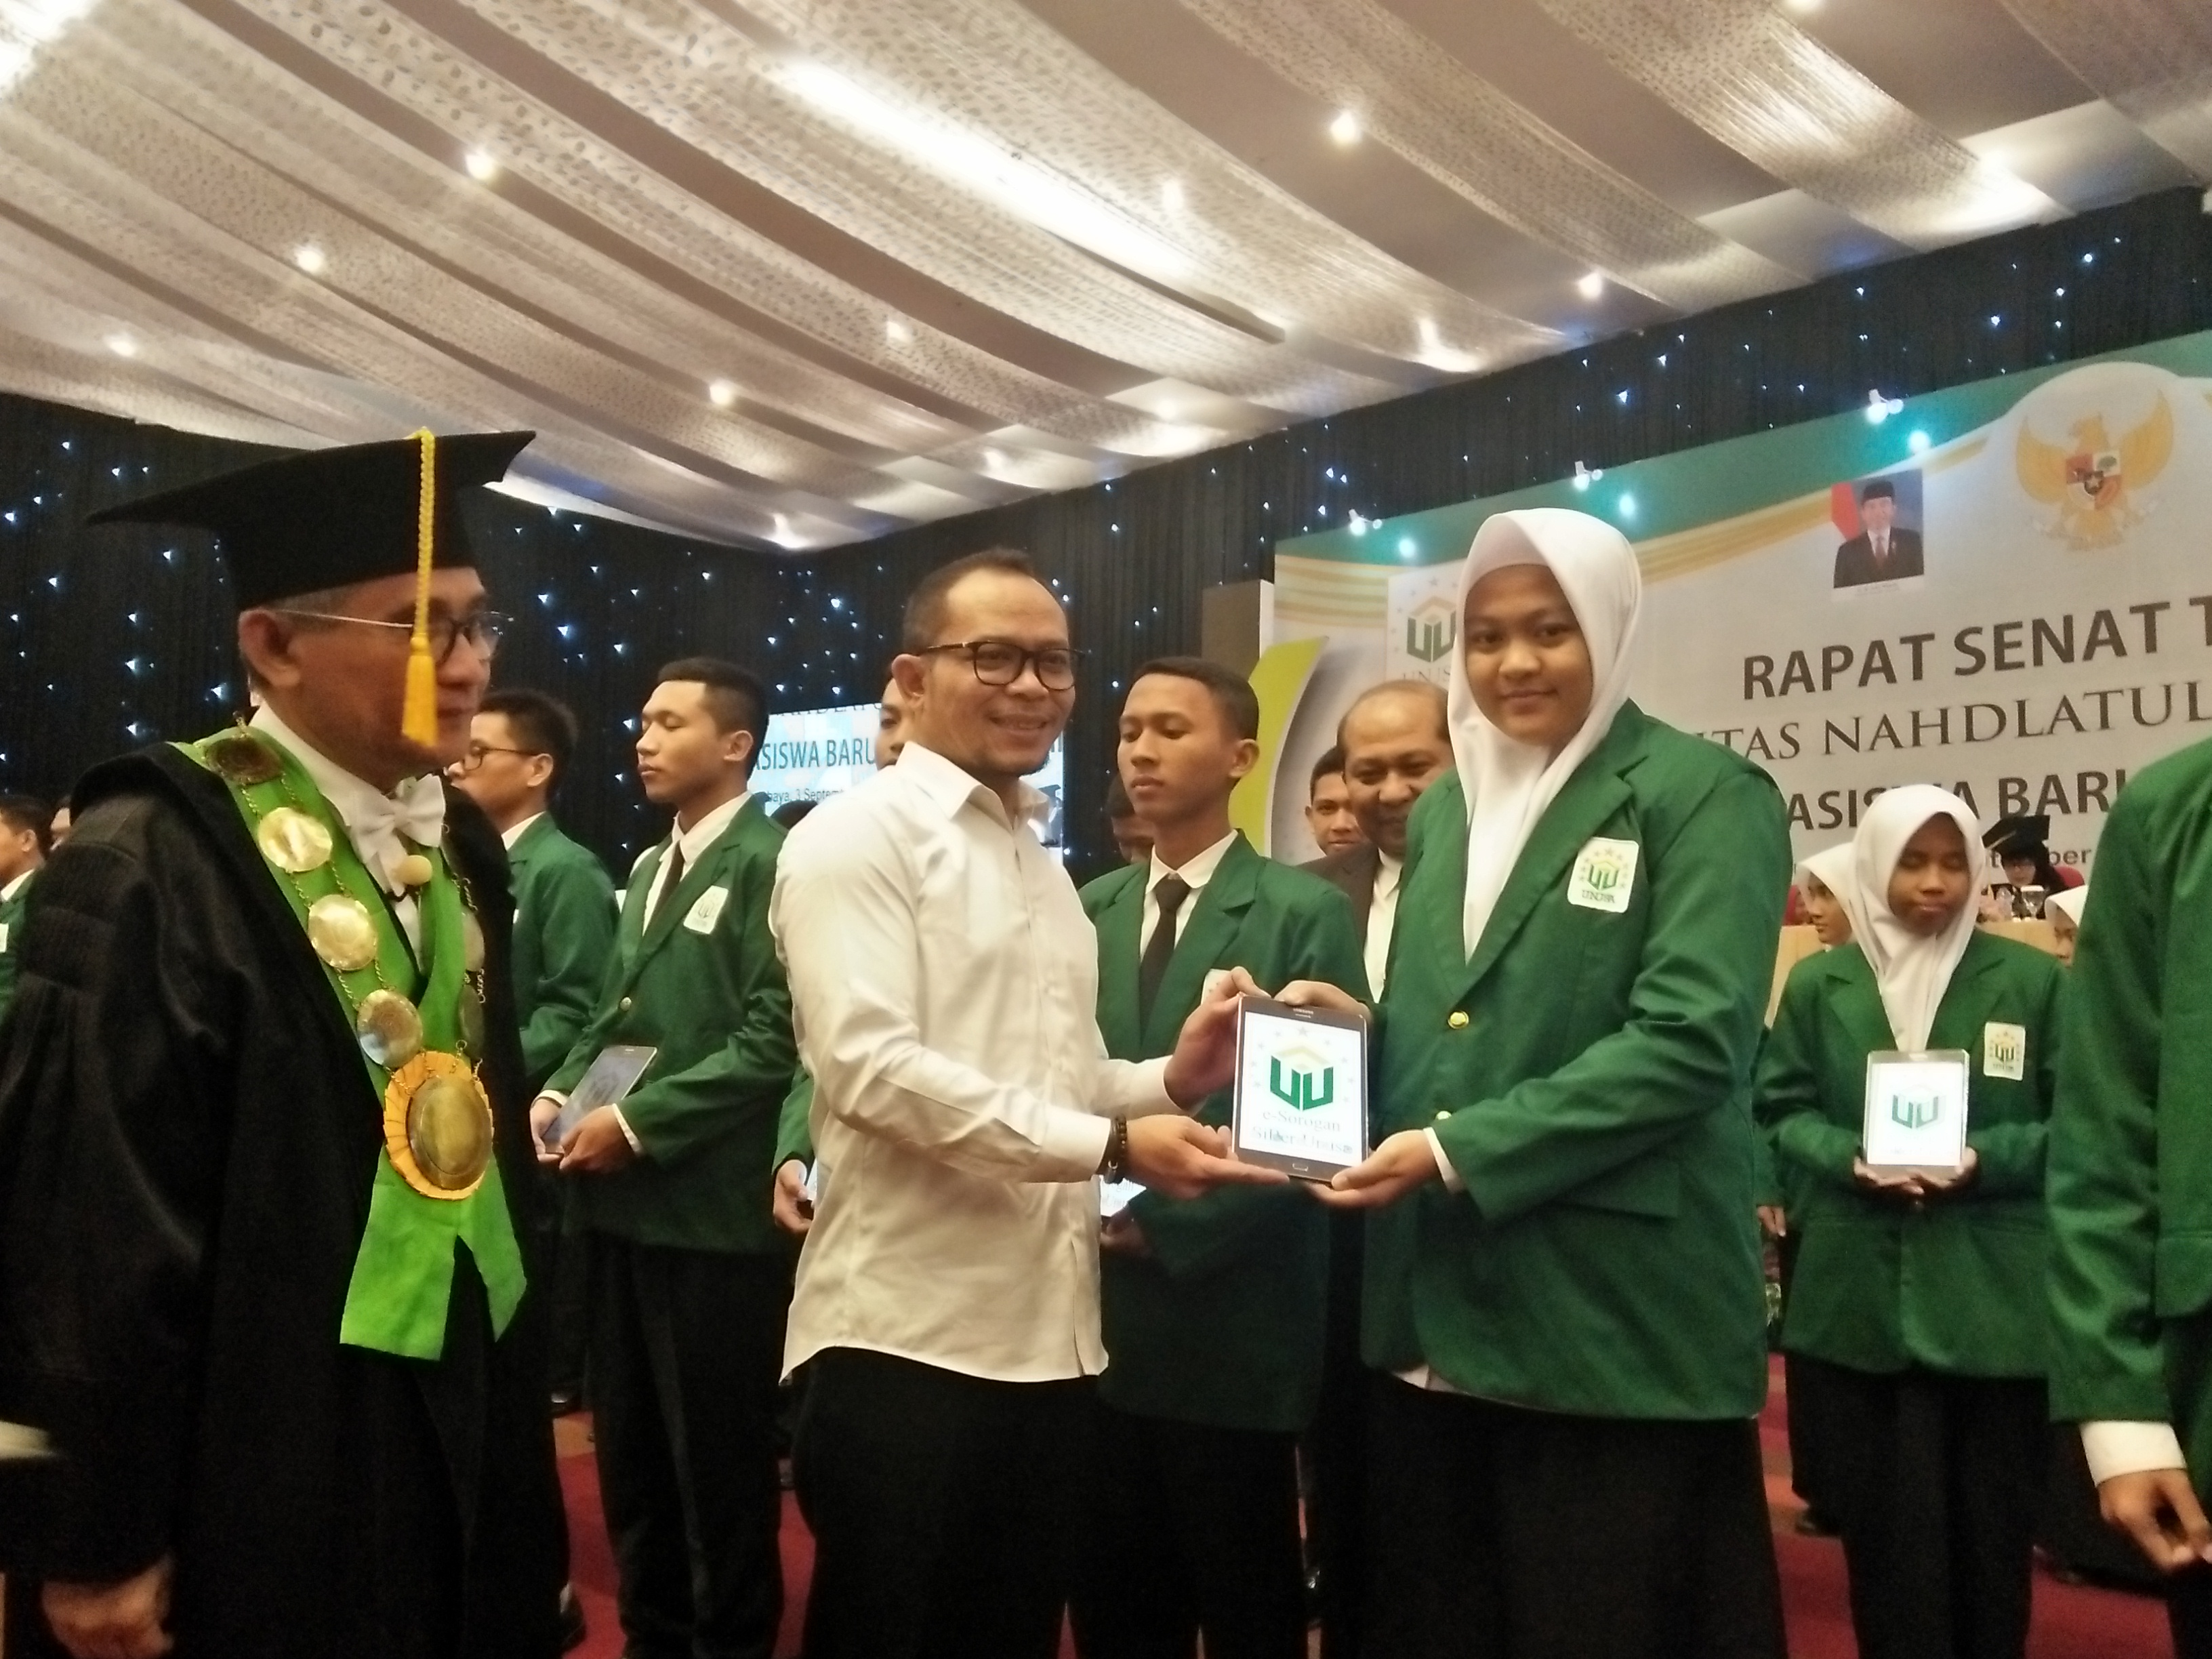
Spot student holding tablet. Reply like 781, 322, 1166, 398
1069, 657, 1366, 1659
1757, 785, 2064, 1659
1280, 508, 1793, 1658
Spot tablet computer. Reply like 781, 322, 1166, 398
1861, 1048, 1971, 1178
1229, 996, 1368, 1183
549, 1044, 658, 1148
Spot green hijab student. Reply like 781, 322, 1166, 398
1759, 785, 2064, 1659
1283, 507, 1793, 1659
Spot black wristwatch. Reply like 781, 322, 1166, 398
1099, 1114, 1129, 1183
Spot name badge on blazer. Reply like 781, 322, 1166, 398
1567, 837, 1640, 914
683, 884, 731, 935
1982, 1021, 2026, 1082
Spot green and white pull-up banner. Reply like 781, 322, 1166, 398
1269, 330, 2212, 866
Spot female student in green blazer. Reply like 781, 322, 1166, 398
1283, 507, 1793, 1659
1759, 785, 2064, 1659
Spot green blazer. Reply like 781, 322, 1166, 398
0, 868, 34, 1014
1365, 703, 1790, 1420
1083, 834, 1369, 1434
2049, 735, 2212, 1481
545, 798, 796, 1254
506, 814, 617, 1091
773, 1069, 813, 1171
1759, 931, 2064, 1378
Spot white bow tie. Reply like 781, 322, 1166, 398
346, 775, 447, 894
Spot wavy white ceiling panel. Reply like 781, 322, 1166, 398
1539, 0, 2066, 249
0, 0, 2194, 549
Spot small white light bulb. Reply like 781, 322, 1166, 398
465, 149, 501, 183
1329, 110, 1361, 146
708, 380, 737, 408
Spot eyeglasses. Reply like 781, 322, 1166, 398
455, 740, 539, 772
916, 640, 1082, 691
274, 608, 509, 665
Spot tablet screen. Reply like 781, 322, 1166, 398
1230, 997, 1368, 1182
1861, 1049, 1971, 1174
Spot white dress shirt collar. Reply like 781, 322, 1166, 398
1374, 849, 1404, 897
0, 868, 32, 903
500, 811, 545, 852
253, 705, 435, 854
666, 792, 749, 866
896, 741, 1050, 832
1147, 829, 1237, 896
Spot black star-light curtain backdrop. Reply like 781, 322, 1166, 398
1, 186, 2208, 877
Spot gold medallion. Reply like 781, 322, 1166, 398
306, 893, 380, 972
257, 806, 333, 874
356, 989, 424, 1070
461, 910, 486, 973
458, 981, 487, 1053
392, 853, 434, 890
384, 1051, 493, 1199
206, 731, 282, 786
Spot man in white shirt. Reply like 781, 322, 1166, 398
1297, 676, 1450, 1659
772, 549, 1275, 1659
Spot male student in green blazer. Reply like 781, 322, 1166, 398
451, 689, 616, 1412
533, 657, 796, 1659
0, 793, 49, 1015
1067, 657, 1367, 1659
453, 690, 616, 1091
2048, 733, 2212, 1658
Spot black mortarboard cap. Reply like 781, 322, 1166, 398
1983, 814, 2051, 855
85, 431, 534, 611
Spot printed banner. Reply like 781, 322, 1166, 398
1270, 332, 2212, 868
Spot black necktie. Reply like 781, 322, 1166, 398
649, 843, 687, 927
1139, 874, 1192, 1029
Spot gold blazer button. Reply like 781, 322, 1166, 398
1447, 1011, 1469, 1029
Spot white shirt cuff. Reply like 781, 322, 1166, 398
1041, 1109, 1116, 1184
1123, 1056, 1181, 1118
611, 1104, 644, 1155
2082, 1421, 2188, 1486
1425, 1127, 1465, 1193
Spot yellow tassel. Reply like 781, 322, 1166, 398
399, 429, 439, 747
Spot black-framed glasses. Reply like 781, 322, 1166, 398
916, 640, 1082, 691
455, 740, 539, 772
275, 608, 510, 665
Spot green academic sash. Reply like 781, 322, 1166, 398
182, 728, 525, 1359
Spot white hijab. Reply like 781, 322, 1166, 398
1796, 842, 1854, 905
2045, 884, 2089, 927
1449, 509, 1643, 955
1837, 785, 1985, 1052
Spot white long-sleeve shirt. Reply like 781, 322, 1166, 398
770, 742, 1177, 1383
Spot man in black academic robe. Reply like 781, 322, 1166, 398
0, 432, 565, 1659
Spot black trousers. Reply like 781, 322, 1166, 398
1776, 1229, 1839, 1518
537, 1168, 587, 1397
2174, 1567, 2212, 1658
1307, 1209, 1368, 1658
1366, 1374, 1786, 1659
792, 1346, 1090, 1659
1801, 1357, 2047, 1659
1069, 1404, 1307, 1659
587, 1235, 788, 1659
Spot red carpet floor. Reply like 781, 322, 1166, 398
556, 1360, 2173, 1658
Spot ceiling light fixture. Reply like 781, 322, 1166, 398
104, 333, 137, 357
1572, 460, 1603, 490
1161, 177, 1185, 211
0, 0, 94, 100
884, 317, 913, 346
1328, 109, 1361, 146
708, 380, 737, 407
1576, 271, 1606, 301
464, 149, 501, 183
1866, 388, 1904, 424
293, 244, 326, 274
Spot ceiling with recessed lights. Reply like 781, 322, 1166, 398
0, 0, 2203, 552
